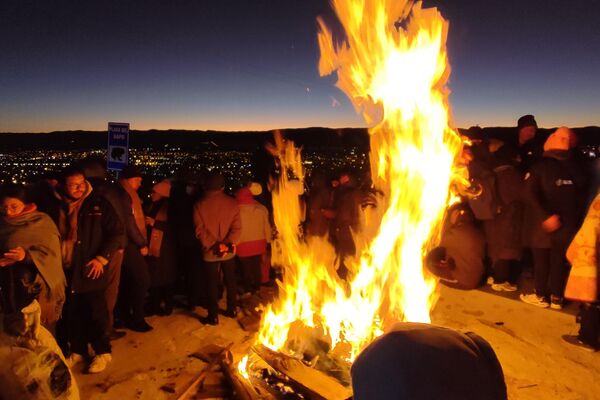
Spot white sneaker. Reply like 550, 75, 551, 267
491, 282, 518, 292
520, 293, 549, 308
66, 353, 84, 368
88, 353, 112, 374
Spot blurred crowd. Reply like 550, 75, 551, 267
0, 114, 598, 380
427, 115, 599, 353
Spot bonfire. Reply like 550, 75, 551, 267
237, 0, 468, 397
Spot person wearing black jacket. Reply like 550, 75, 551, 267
520, 127, 587, 309
79, 156, 131, 340
53, 166, 124, 374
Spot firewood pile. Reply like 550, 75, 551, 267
177, 342, 352, 400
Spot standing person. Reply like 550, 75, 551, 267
235, 182, 271, 295
79, 156, 129, 340
117, 165, 152, 332
520, 127, 587, 309
193, 172, 241, 325
486, 144, 524, 291
145, 180, 177, 316
562, 193, 600, 351
516, 114, 543, 173
331, 170, 363, 279
54, 166, 124, 373
0, 183, 66, 335
304, 171, 334, 239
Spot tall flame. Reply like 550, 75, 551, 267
256, 0, 463, 363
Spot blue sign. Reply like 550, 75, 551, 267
107, 122, 129, 171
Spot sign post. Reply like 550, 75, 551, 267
107, 122, 129, 171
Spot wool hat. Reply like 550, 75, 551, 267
248, 182, 263, 196
152, 179, 171, 198
517, 114, 537, 130
120, 165, 142, 179
205, 172, 225, 191
544, 126, 571, 152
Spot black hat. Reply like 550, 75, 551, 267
120, 165, 142, 179
517, 115, 537, 130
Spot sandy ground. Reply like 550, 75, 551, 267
75, 286, 600, 400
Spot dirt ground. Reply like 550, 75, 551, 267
75, 285, 599, 400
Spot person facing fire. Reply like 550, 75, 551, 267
193, 171, 241, 325
53, 166, 124, 374
425, 203, 485, 290
351, 322, 507, 400
520, 127, 587, 309
331, 170, 363, 279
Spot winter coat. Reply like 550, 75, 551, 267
89, 178, 144, 249
53, 193, 124, 293
193, 190, 241, 262
523, 151, 587, 249
305, 184, 334, 238
146, 198, 177, 287
331, 183, 363, 256
351, 322, 507, 400
484, 163, 524, 261
235, 188, 271, 258
565, 193, 600, 303
428, 205, 486, 290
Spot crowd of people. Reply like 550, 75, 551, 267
427, 115, 599, 352
0, 115, 598, 380
0, 158, 276, 374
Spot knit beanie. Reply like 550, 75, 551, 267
152, 179, 171, 198
544, 126, 571, 152
517, 114, 537, 130
248, 182, 263, 196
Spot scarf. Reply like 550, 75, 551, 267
57, 181, 92, 268
565, 193, 600, 302
0, 209, 66, 303
120, 179, 148, 243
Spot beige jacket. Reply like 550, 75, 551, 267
193, 190, 241, 262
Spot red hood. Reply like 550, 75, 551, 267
236, 187, 255, 205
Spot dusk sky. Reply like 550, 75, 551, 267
1, 0, 599, 133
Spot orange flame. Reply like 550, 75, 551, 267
255, 0, 463, 363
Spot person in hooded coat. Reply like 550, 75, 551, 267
0, 184, 66, 335
520, 127, 587, 309
485, 143, 525, 292
145, 180, 177, 316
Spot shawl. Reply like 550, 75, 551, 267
119, 179, 148, 243
0, 210, 66, 303
565, 193, 600, 302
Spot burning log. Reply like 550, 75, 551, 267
252, 344, 352, 400
219, 351, 271, 400
176, 343, 233, 400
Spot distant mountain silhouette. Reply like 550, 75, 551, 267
0, 126, 597, 151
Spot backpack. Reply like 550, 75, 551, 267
468, 170, 502, 221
